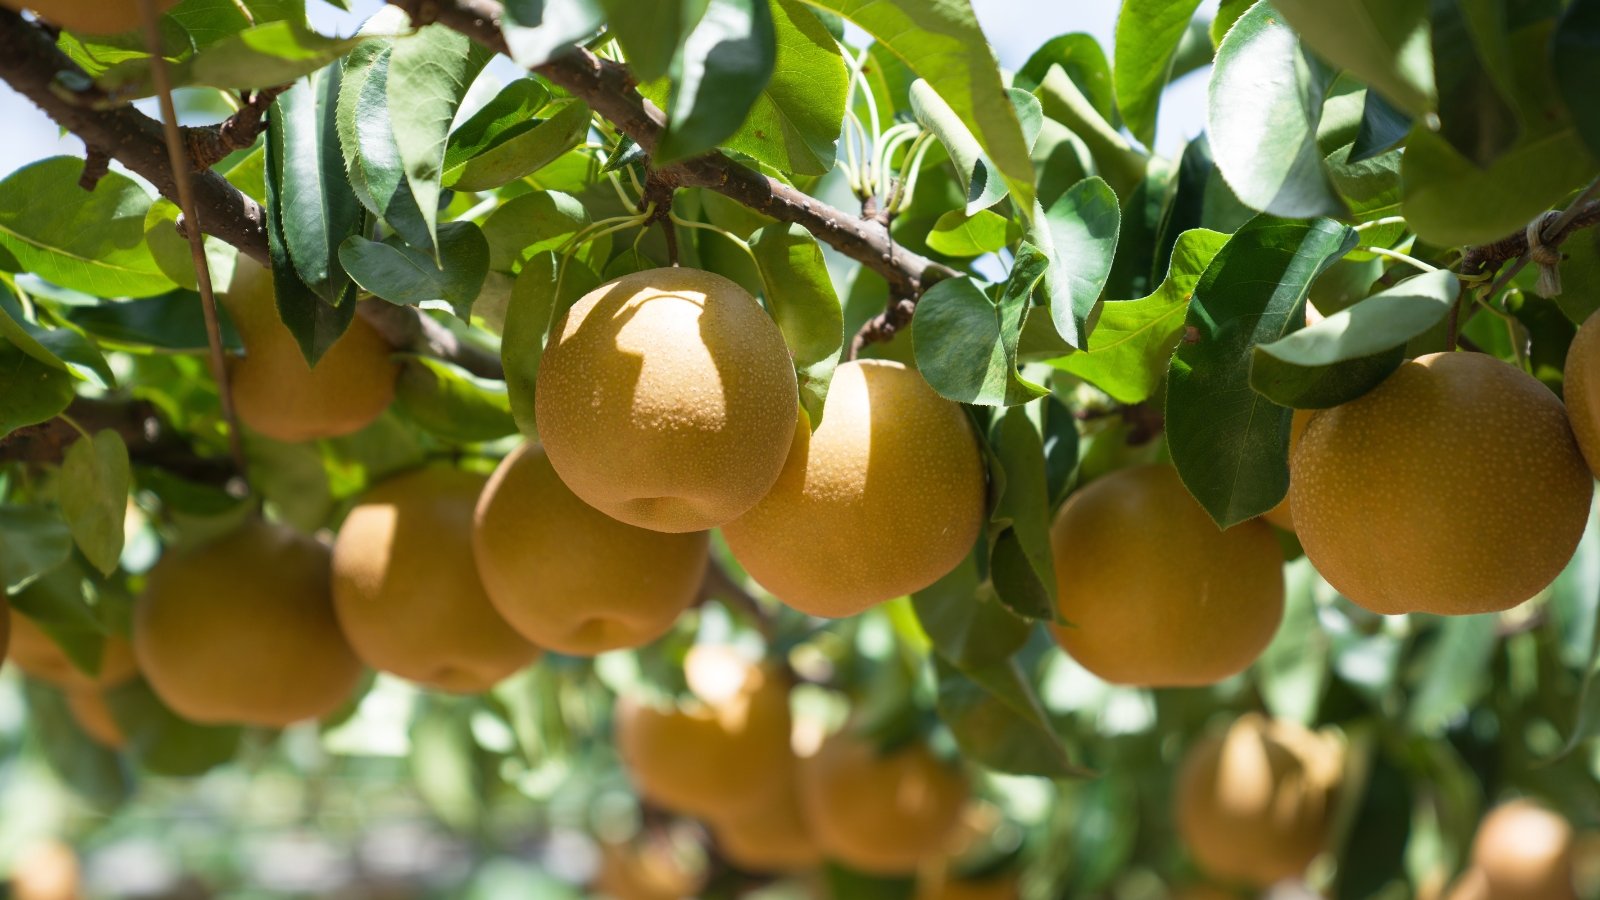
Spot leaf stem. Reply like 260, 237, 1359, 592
668, 212, 759, 269
1360, 246, 1438, 273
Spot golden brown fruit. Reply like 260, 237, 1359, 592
10, 839, 81, 900
333, 466, 538, 693
223, 255, 398, 443
723, 359, 986, 618
1292, 352, 1592, 615
1262, 410, 1313, 531
1565, 312, 1600, 478
592, 837, 707, 900
67, 689, 126, 749
798, 731, 969, 875
1, 0, 177, 33
7, 613, 137, 691
615, 647, 794, 821
1175, 713, 1343, 887
915, 872, 1020, 900
1049, 465, 1284, 687
473, 443, 708, 656
708, 778, 822, 874
1169, 885, 1241, 900
536, 267, 797, 533
135, 518, 363, 726
1470, 799, 1578, 900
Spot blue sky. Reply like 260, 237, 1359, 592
0, 0, 1214, 177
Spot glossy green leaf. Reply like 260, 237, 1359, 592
395, 356, 518, 443
388, 23, 492, 258
1405, 616, 1497, 734
652, 0, 776, 166
502, 251, 601, 436
501, 0, 606, 68
0, 284, 113, 386
1014, 33, 1114, 120
97, 20, 370, 96
339, 40, 434, 256
482, 191, 592, 274
442, 78, 554, 175
913, 264, 1047, 408
0, 339, 75, 439
912, 549, 1030, 670
1250, 269, 1459, 408
106, 679, 244, 777
749, 223, 843, 368
926, 209, 1010, 258
1031, 228, 1229, 404
1113, 0, 1204, 148
1555, 0, 1600, 159
1207, 1, 1347, 218
716, 0, 846, 176
1429, 0, 1519, 167
910, 79, 1011, 215
0, 158, 175, 299
1165, 217, 1356, 527
933, 656, 1090, 778
1349, 90, 1412, 162
67, 291, 242, 353
7, 562, 107, 678
985, 401, 1057, 620
339, 221, 490, 320
599, 0, 699, 80
445, 100, 590, 192
272, 67, 363, 305
1031, 176, 1121, 350
0, 504, 73, 592
57, 431, 130, 576
806, 0, 1036, 212
1153, 136, 1252, 279
1270, 0, 1434, 116
1033, 65, 1147, 199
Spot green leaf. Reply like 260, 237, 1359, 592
1555, 0, 1600, 159
1033, 65, 1148, 199
933, 656, 1090, 778
985, 402, 1057, 620
926, 209, 1010, 258
271, 66, 364, 305
0, 505, 73, 592
1255, 558, 1330, 726
1551, 499, 1600, 757
105, 679, 243, 776
911, 548, 1030, 670
481, 190, 591, 274
1014, 33, 1114, 120
388, 23, 493, 258
652, 0, 777, 166
912, 267, 1047, 408
97, 20, 370, 96
67, 290, 243, 352
501, 0, 606, 68
1250, 269, 1459, 408
1405, 616, 1498, 735
599, 0, 700, 80
1165, 216, 1356, 528
0, 339, 75, 439
395, 356, 518, 443
339, 40, 435, 256
1153, 136, 1252, 279
0, 284, 113, 387
339, 221, 490, 320
442, 78, 553, 175
20, 681, 132, 811
1031, 176, 1121, 350
1429, 0, 1519, 167
1031, 228, 1230, 404
1348, 90, 1412, 162
910, 79, 1015, 215
716, 0, 846, 176
1207, 1, 1347, 218
1270, 0, 1434, 116
445, 99, 590, 192
0, 158, 175, 299
806, 0, 1036, 213
502, 251, 601, 436
7, 562, 106, 677
1113, 0, 1204, 148
749, 223, 843, 367
57, 431, 130, 576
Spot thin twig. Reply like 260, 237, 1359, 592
137, 0, 249, 485
697, 560, 775, 641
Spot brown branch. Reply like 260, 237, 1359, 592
0, 398, 238, 487
181, 85, 289, 170
1458, 200, 1600, 277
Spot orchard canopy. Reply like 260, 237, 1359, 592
2, 0, 1600, 897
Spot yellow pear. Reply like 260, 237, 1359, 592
67, 689, 125, 749
614, 647, 793, 821
473, 443, 709, 656
915, 872, 1020, 900
708, 777, 822, 874
722, 359, 986, 618
1468, 800, 1578, 900
333, 466, 539, 693
223, 255, 398, 443
1292, 351, 1592, 615
1175, 713, 1343, 887
135, 517, 363, 726
1262, 410, 1312, 531
535, 267, 797, 533
1050, 465, 1284, 687
1, 0, 178, 34
6, 612, 137, 692
10, 839, 81, 900
797, 730, 969, 875
1564, 312, 1600, 478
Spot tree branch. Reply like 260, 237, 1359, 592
0, 397, 237, 487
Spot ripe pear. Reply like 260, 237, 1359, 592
1262, 410, 1313, 531
797, 731, 969, 875
333, 466, 539, 693
6, 612, 137, 691
1175, 713, 1343, 887
1564, 311, 1600, 478
1049, 465, 1284, 687
915, 873, 1020, 900
0, 0, 178, 33
615, 647, 794, 821
535, 267, 797, 533
708, 777, 822, 874
1466, 800, 1578, 900
135, 517, 363, 726
1292, 352, 1591, 615
223, 255, 398, 443
473, 443, 709, 656
722, 359, 986, 618
10, 839, 80, 900
67, 689, 125, 749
